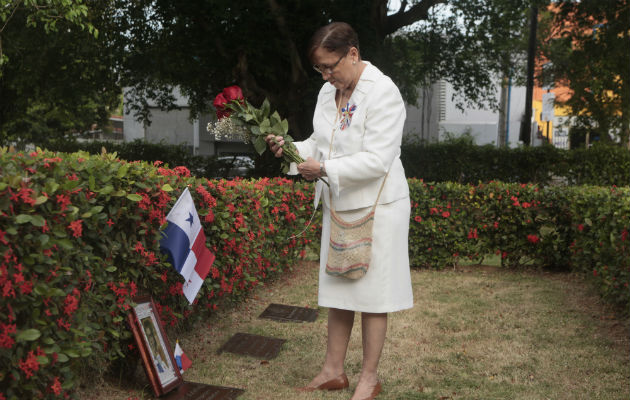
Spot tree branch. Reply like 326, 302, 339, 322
0, 0, 23, 34
383, 0, 447, 36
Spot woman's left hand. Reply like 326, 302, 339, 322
297, 157, 321, 181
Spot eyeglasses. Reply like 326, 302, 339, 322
313, 52, 347, 74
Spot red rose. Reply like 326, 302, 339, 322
213, 86, 244, 119
213, 92, 230, 119
222, 85, 244, 102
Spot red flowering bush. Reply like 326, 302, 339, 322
564, 185, 630, 309
0, 148, 317, 399
407, 179, 629, 313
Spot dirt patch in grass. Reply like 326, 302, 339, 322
77, 262, 629, 400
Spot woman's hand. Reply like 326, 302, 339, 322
265, 134, 284, 158
297, 157, 321, 181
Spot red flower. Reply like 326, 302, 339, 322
63, 289, 80, 316
68, 219, 83, 238
173, 166, 191, 177
56, 194, 71, 211
414, 216, 422, 223
223, 85, 244, 102
19, 349, 40, 378
57, 318, 70, 331
577, 224, 584, 232
0, 323, 16, 348
441, 211, 450, 218
213, 93, 230, 118
527, 234, 539, 244
50, 376, 62, 395
213, 86, 244, 119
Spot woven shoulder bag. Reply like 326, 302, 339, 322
325, 175, 387, 279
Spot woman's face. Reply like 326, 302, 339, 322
312, 46, 358, 91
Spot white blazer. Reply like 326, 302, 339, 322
292, 61, 409, 212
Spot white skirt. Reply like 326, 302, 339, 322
318, 196, 414, 313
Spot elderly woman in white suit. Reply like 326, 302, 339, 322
266, 22, 413, 400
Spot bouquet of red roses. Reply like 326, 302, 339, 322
208, 85, 303, 174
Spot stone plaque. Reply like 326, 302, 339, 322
217, 332, 285, 359
259, 303, 318, 323
161, 381, 244, 400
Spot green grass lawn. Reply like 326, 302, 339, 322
79, 261, 629, 400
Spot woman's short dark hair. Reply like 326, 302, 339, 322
308, 22, 360, 63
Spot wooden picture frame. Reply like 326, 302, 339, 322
128, 296, 183, 397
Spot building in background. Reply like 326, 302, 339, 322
404, 79, 528, 148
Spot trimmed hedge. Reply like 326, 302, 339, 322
40, 138, 630, 185
0, 148, 317, 399
401, 141, 630, 186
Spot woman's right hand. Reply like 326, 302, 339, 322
265, 134, 285, 158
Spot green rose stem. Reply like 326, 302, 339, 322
269, 138, 329, 187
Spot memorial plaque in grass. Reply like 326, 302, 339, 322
217, 333, 286, 359
161, 381, 244, 399
258, 303, 318, 323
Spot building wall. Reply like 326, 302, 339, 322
403, 83, 441, 143
438, 79, 526, 147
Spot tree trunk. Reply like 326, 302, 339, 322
266, 0, 309, 139
497, 75, 508, 148
520, 5, 538, 146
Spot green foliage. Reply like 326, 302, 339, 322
538, 0, 630, 145
565, 143, 630, 186
0, 1, 119, 145
38, 138, 254, 179
117, 0, 537, 139
0, 0, 97, 69
401, 140, 630, 186
2, 0, 546, 144
0, 147, 317, 399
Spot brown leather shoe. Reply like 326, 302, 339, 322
354, 381, 382, 400
296, 373, 350, 392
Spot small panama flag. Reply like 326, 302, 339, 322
174, 341, 192, 373
159, 187, 216, 304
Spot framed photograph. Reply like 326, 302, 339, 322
128, 296, 183, 397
